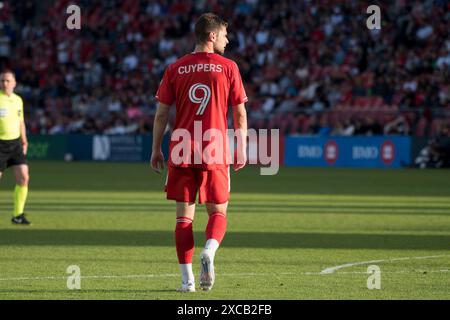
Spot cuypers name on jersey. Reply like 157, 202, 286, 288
178, 64, 223, 75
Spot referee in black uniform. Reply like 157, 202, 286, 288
0, 70, 31, 225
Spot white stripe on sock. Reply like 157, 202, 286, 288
176, 218, 192, 224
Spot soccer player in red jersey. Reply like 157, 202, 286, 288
151, 13, 248, 292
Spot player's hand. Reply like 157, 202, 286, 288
233, 150, 247, 171
22, 142, 28, 155
151, 150, 165, 174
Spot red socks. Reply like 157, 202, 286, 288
175, 217, 194, 264
205, 212, 227, 244
175, 213, 227, 264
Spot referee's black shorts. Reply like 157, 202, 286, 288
0, 138, 27, 172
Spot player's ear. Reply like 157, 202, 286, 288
209, 31, 217, 42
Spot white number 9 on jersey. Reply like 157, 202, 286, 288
189, 83, 211, 116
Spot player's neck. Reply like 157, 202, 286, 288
194, 44, 214, 54
1, 89, 13, 97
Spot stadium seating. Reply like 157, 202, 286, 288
1, 0, 448, 136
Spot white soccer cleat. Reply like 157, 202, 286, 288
199, 249, 215, 291
176, 281, 196, 293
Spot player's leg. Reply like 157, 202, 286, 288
201, 167, 230, 250
11, 164, 30, 225
0, 149, 5, 180
175, 201, 196, 292
166, 166, 198, 292
204, 202, 228, 255
198, 167, 230, 291
199, 202, 228, 291
6, 137, 30, 224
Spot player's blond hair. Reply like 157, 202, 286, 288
194, 13, 228, 45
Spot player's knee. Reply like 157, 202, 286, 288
206, 202, 228, 216
18, 174, 29, 186
207, 208, 227, 217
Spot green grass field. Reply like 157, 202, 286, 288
0, 162, 449, 300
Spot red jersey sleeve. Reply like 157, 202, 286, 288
155, 66, 175, 105
229, 62, 248, 107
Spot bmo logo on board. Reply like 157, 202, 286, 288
324, 140, 338, 165
381, 141, 395, 165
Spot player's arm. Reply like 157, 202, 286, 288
151, 102, 170, 174
20, 120, 28, 155
232, 103, 247, 171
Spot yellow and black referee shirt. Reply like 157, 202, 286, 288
0, 91, 24, 141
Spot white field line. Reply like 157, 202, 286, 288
320, 254, 450, 274
0, 269, 449, 283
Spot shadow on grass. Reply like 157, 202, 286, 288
0, 202, 448, 216
0, 230, 449, 250
2, 163, 450, 196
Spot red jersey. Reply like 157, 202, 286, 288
156, 52, 247, 169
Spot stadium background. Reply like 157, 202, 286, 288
0, 0, 448, 167
0, 0, 449, 300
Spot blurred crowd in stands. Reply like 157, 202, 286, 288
415, 123, 450, 168
0, 0, 449, 137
